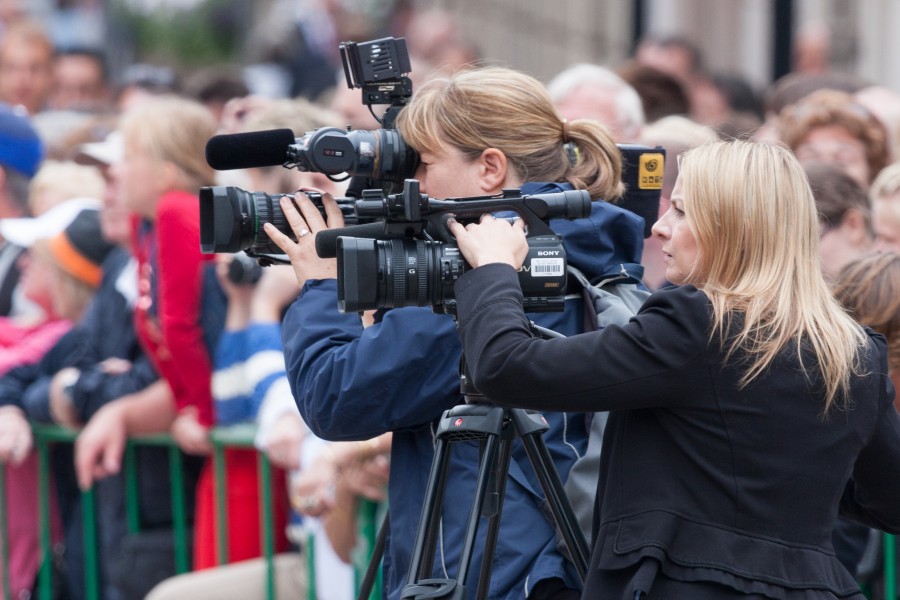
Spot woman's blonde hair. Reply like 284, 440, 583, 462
119, 95, 218, 190
833, 252, 900, 375
395, 66, 624, 201
680, 139, 868, 413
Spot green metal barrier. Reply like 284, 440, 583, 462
0, 423, 384, 600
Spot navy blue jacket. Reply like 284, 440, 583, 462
5, 248, 158, 423
282, 183, 646, 599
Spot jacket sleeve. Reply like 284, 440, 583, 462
281, 279, 462, 441
72, 355, 160, 421
155, 195, 215, 425
839, 338, 900, 533
454, 264, 711, 412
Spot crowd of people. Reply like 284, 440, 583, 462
1, 3, 900, 600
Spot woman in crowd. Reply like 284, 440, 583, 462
112, 94, 256, 569
447, 139, 900, 598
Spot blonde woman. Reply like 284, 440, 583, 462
111, 95, 285, 569
450, 139, 900, 598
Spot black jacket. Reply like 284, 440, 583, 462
455, 264, 900, 598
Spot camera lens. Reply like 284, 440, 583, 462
337, 237, 462, 312
200, 186, 360, 255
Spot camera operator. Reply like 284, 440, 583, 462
448, 139, 900, 598
265, 66, 646, 599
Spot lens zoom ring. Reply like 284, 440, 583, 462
391, 241, 407, 305
416, 243, 428, 305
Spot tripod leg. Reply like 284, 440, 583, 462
474, 435, 513, 600
406, 436, 454, 585
511, 410, 591, 582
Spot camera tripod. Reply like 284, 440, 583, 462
396, 340, 590, 600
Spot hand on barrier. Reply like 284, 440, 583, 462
74, 401, 127, 490
263, 411, 304, 470
0, 405, 32, 466
171, 406, 212, 456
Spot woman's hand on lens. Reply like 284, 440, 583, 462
449, 215, 528, 269
263, 189, 344, 288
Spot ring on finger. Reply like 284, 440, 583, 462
298, 229, 310, 238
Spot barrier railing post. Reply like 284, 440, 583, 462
258, 451, 275, 600
164, 442, 189, 574
885, 533, 896, 599
80, 486, 99, 600
354, 500, 383, 600
36, 437, 53, 600
20, 422, 383, 600
123, 444, 140, 534
1, 465, 10, 600
213, 441, 229, 566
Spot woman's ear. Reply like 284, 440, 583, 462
477, 148, 509, 193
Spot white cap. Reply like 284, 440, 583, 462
0, 197, 103, 247
75, 131, 123, 166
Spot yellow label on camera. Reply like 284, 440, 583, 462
638, 153, 664, 190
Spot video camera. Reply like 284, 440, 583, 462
201, 37, 417, 259
326, 179, 591, 315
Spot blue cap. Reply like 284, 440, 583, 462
0, 103, 43, 178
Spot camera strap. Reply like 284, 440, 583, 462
567, 264, 649, 332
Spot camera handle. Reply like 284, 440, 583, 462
392, 326, 589, 600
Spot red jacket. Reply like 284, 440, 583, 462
133, 189, 216, 425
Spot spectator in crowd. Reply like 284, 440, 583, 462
0, 204, 110, 600
27, 159, 105, 217
870, 161, 900, 253
269, 65, 643, 599
834, 252, 900, 412
778, 88, 890, 191
804, 161, 875, 282
48, 47, 111, 113
0, 19, 54, 115
547, 63, 645, 142
404, 7, 479, 74
830, 251, 900, 581
449, 139, 900, 598
0, 102, 43, 317
632, 33, 724, 127
755, 70, 868, 143
113, 64, 179, 113
793, 22, 832, 74
182, 66, 250, 123
146, 95, 384, 600
616, 61, 690, 125
109, 95, 233, 570
700, 72, 764, 138
0, 129, 204, 600
855, 85, 900, 163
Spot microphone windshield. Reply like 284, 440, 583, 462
205, 128, 296, 170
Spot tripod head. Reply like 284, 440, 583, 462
457, 321, 566, 404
